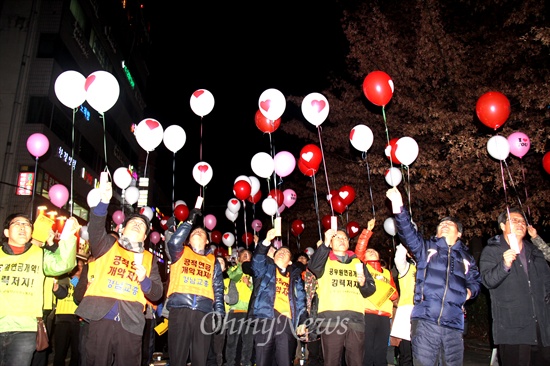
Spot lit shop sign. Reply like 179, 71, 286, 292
56, 147, 77, 170
122, 61, 135, 89
80, 105, 90, 121
16, 172, 34, 196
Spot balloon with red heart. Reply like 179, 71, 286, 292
385, 138, 402, 164
192, 161, 213, 187
350, 124, 374, 152
258, 88, 286, 121
211, 230, 222, 244
233, 180, 251, 201
476, 91, 511, 130
268, 189, 284, 207
85, 70, 120, 113
338, 185, 356, 207
190, 89, 215, 117
254, 109, 281, 133
174, 204, 189, 221
248, 190, 262, 204
222, 232, 235, 247
134, 118, 164, 152
242, 232, 254, 245
291, 219, 305, 237
362, 71, 394, 107
346, 221, 361, 239
299, 144, 322, 170
507, 131, 530, 159
227, 198, 241, 213
301, 92, 330, 126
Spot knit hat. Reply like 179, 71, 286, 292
122, 213, 151, 234
439, 216, 463, 234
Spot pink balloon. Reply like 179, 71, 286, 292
251, 219, 263, 232
204, 214, 217, 231
149, 231, 161, 244
273, 151, 296, 178
48, 184, 69, 208
507, 131, 530, 159
26, 133, 50, 158
283, 189, 297, 208
112, 210, 125, 225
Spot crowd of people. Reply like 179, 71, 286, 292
1, 181, 550, 366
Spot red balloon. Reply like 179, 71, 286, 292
338, 185, 356, 207
174, 204, 189, 221
268, 189, 284, 207
330, 195, 347, 215
321, 214, 332, 230
476, 91, 511, 130
247, 190, 262, 204
362, 71, 394, 107
233, 180, 252, 201
254, 109, 281, 133
299, 144, 323, 169
385, 138, 402, 164
211, 230, 222, 244
543, 151, 550, 175
346, 221, 361, 239
291, 219, 305, 237
297, 159, 318, 177
242, 232, 254, 245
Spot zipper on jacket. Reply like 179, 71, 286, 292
437, 246, 452, 325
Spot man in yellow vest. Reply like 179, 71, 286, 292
0, 213, 78, 366
165, 207, 225, 366
75, 178, 163, 365
308, 227, 376, 366
354, 219, 399, 366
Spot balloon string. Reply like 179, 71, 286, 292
172, 153, 176, 208
382, 106, 394, 172
363, 152, 375, 219
242, 200, 248, 248
503, 160, 529, 224
144, 152, 149, 178
312, 174, 322, 241
30, 156, 38, 221
70, 108, 76, 216
200, 118, 203, 161
403, 165, 412, 217
499, 159, 509, 210
317, 126, 334, 216
521, 160, 531, 219
101, 113, 108, 166
121, 189, 126, 213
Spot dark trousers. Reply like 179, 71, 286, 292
306, 338, 324, 366
53, 318, 81, 366
397, 339, 412, 366
320, 327, 364, 366
207, 330, 225, 366
252, 317, 296, 366
499, 343, 550, 366
85, 318, 142, 366
141, 317, 155, 366
363, 313, 391, 366
168, 307, 214, 366
224, 312, 254, 366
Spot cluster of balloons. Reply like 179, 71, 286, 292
260, 188, 297, 217
486, 131, 531, 161
385, 137, 419, 166
55, 70, 119, 113
255, 109, 281, 133
362, 71, 394, 107
134, 119, 187, 154
225, 198, 240, 223
173, 200, 189, 221
476, 91, 511, 130
250, 151, 296, 179
328, 185, 356, 215
297, 144, 322, 177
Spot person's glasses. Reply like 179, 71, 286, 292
333, 235, 348, 241
9, 221, 32, 229
508, 218, 526, 226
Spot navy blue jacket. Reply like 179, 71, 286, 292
480, 234, 550, 346
394, 209, 481, 331
248, 243, 307, 329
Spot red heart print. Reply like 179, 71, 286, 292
350, 129, 355, 140
198, 165, 208, 172
193, 90, 205, 98
231, 199, 238, 205
145, 119, 159, 130
260, 99, 271, 111
522, 138, 528, 142
311, 100, 326, 112
84, 75, 96, 91
223, 233, 229, 239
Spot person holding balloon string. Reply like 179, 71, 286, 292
165, 205, 226, 366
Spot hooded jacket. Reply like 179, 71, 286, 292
480, 234, 550, 346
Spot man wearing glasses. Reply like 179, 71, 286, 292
480, 207, 550, 366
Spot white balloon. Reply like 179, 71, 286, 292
395, 137, 419, 166
87, 188, 101, 208
262, 197, 278, 216
174, 200, 186, 210
139, 206, 154, 221
273, 151, 296, 178
79, 226, 89, 241
85, 70, 120, 113
124, 186, 140, 205
305, 247, 315, 257
190, 89, 215, 117
487, 135, 510, 161
383, 217, 397, 236
222, 232, 235, 247
385, 167, 403, 186
350, 124, 374, 152
55, 71, 86, 109
234, 175, 251, 186
258, 88, 286, 120
227, 198, 241, 214
248, 176, 261, 196
113, 167, 132, 190
163, 125, 186, 153
225, 208, 238, 222
301, 92, 330, 126
134, 118, 164, 152
192, 161, 213, 186
251, 152, 274, 178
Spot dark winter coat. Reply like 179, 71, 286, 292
480, 234, 550, 346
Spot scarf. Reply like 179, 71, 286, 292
118, 236, 145, 253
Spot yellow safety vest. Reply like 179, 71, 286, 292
364, 266, 396, 314
316, 256, 365, 314
55, 281, 78, 315
397, 263, 416, 307
83, 244, 153, 309
167, 247, 215, 300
